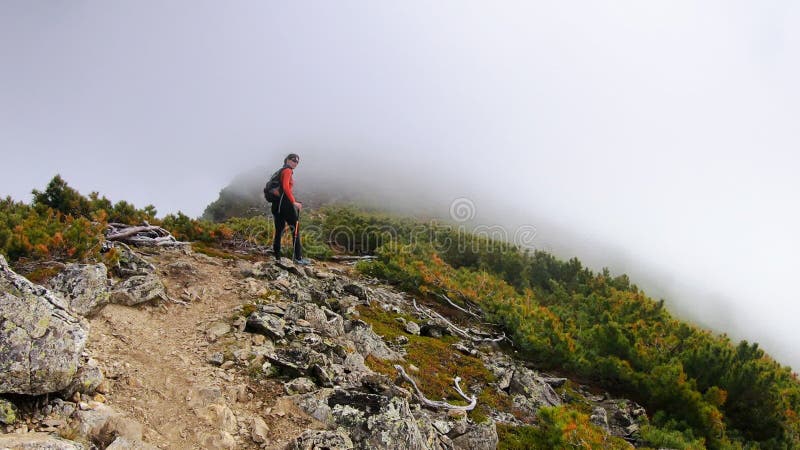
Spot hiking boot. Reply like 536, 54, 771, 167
293, 257, 312, 266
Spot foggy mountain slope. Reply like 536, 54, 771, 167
203, 159, 799, 373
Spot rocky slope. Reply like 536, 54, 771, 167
1, 245, 649, 449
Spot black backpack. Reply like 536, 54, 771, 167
263, 166, 290, 203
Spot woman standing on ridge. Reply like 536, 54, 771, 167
270, 153, 310, 265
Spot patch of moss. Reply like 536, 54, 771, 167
191, 242, 236, 259
357, 303, 495, 404
0, 399, 17, 425
240, 302, 258, 318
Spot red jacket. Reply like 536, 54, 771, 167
280, 168, 296, 204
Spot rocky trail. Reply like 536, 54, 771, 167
1, 245, 650, 449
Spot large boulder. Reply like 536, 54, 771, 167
359, 397, 442, 449
49, 263, 110, 317
0, 432, 86, 449
0, 255, 89, 395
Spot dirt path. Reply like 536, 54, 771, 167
85, 249, 325, 449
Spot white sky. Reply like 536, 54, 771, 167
1, 1, 799, 369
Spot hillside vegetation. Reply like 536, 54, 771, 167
2, 175, 799, 449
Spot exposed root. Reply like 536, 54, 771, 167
394, 365, 477, 411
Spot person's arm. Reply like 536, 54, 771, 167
280, 168, 297, 204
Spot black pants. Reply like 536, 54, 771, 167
272, 197, 302, 259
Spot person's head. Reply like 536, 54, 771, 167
284, 153, 300, 168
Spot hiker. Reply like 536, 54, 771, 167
266, 153, 311, 265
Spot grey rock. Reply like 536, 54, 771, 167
360, 397, 442, 450
449, 420, 499, 450
48, 263, 110, 317
590, 406, 609, 429
291, 388, 335, 424
208, 352, 225, 366
62, 356, 104, 397
285, 303, 345, 338
0, 432, 86, 449
332, 403, 366, 429
508, 367, 561, 408
420, 323, 447, 338
110, 274, 166, 306
246, 310, 286, 340
290, 430, 354, 450
285, 377, 317, 395
404, 321, 421, 335
345, 320, 401, 361
343, 283, 368, 300
110, 245, 156, 278
266, 345, 329, 378
0, 255, 89, 395
452, 342, 478, 356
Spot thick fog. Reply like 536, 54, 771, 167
2, 1, 799, 370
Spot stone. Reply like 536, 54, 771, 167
62, 356, 104, 397
358, 397, 440, 449
452, 342, 477, 356
404, 321, 421, 335
205, 322, 231, 342
290, 430, 354, 450
109, 274, 166, 306
208, 352, 225, 366
267, 346, 329, 376
508, 367, 561, 408
48, 263, 110, 317
590, 406, 609, 429
250, 416, 270, 443
284, 303, 345, 338
448, 419, 499, 450
0, 432, 86, 449
0, 398, 18, 424
0, 255, 89, 395
285, 377, 317, 395
246, 310, 286, 340
345, 320, 401, 361
343, 283, 368, 300
290, 388, 335, 424
110, 246, 156, 278
199, 404, 238, 434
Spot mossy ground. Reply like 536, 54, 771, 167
357, 303, 519, 422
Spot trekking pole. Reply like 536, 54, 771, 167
294, 206, 301, 247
